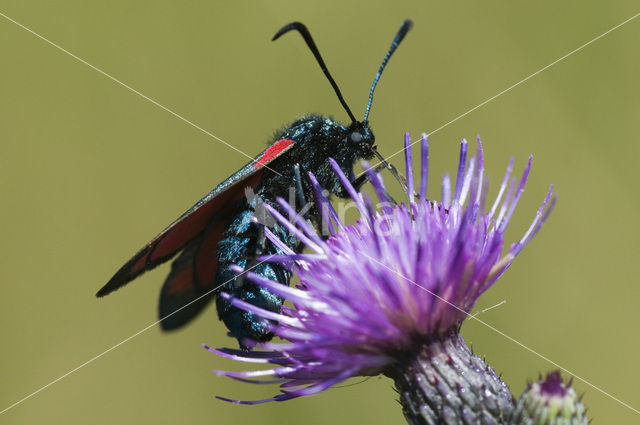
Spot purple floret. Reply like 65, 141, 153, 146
540, 371, 569, 397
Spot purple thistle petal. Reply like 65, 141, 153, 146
219, 292, 300, 327
275, 197, 325, 247
419, 133, 429, 200
224, 376, 288, 385
498, 155, 532, 232
228, 264, 244, 275
404, 132, 414, 203
512, 185, 556, 256
263, 227, 296, 255
442, 173, 452, 208
458, 156, 475, 206
215, 368, 287, 379
308, 171, 342, 235
202, 346, 272, 363
206, 346, 284, 359
216, 391, 297, 404
281, 368, 358, 397
362, 160, 394, 215
328, 158, 370, 223
453, 138, 468, 203
239, 271, 319, 306
361, 193, 386, 233
474, 135, 485, 206
495, 177, 516, 228
488, 156, 514, 221
262, 203, 322, 253
257, 254, 326, 263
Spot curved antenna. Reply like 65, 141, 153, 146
273, 22, 357, 123
363, 19, 413, 122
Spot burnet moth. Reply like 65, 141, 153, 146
97, 20, 413, 347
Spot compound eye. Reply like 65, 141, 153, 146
350, 132, 363, 143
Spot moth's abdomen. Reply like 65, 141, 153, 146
215, 262, 289, 345
214, 202, 296, 345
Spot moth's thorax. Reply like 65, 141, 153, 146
266, 115, 375, 200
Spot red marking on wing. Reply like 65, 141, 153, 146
254, 139, 294, 169
166, 267, 192, 295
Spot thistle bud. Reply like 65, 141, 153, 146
510, 371, 588, 425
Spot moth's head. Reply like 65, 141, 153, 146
346, 121, 375, 160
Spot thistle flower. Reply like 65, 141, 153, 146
205, 133, 555, 423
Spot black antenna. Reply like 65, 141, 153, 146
273, 22, 358, 123
363, 19, 413, 122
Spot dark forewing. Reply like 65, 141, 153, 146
96, 140, 294, 298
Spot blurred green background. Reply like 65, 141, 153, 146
1, 1, 639, 424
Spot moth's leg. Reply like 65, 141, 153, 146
293, 163, 314, 221
236, 221, 266, 288
350, 171, 371, 191
372, 149, 409, 194
351, 162, 399, 204
254, 222, 267, 257
357, 156, 423, 202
